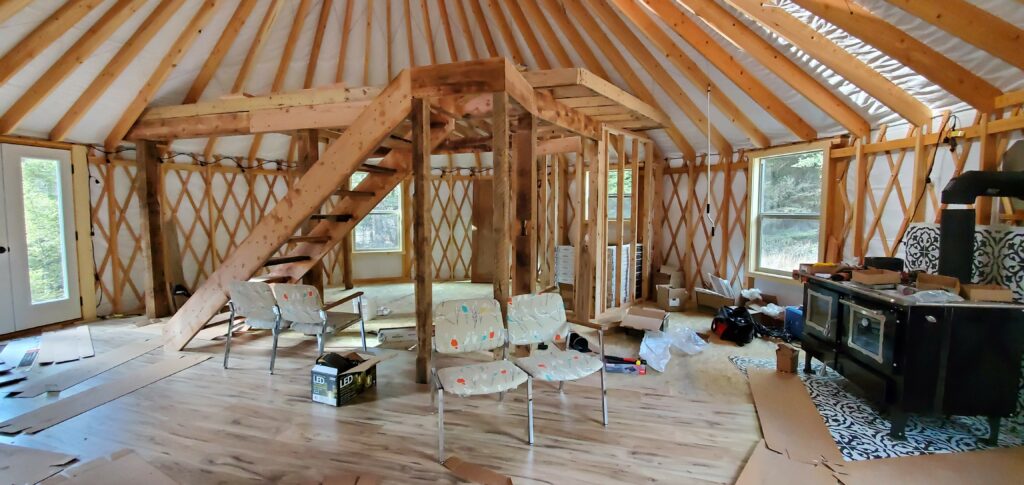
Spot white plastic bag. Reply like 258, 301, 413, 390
666, 326, 707, 355
908, 290, 964, 303
639, 330, 672, 372
740, 288, 763, 301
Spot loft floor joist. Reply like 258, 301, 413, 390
138, 58, 663, 355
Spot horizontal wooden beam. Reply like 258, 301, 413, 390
831, 113, 1024, 158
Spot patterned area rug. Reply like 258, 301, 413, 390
730, 356, 1024, 461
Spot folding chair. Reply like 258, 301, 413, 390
225, 281, 286, 374
430, 298, 531, 463
271, 284, 368, 355
507, 293, 608, 430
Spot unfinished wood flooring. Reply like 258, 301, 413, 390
0, 315, 765, 483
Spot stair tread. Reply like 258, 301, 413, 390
288, 235, 331, 244
263, 255, 312, 267
358, 163, 397, 174
250, 275, 290, 284
335, 188, 375, 197
310, 214, 353, 222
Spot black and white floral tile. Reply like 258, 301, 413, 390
904, 223, 1024, 303
730, 356, 1024, 462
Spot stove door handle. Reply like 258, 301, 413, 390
925, 315, 938, 323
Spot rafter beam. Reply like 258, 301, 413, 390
790, 0, 1002, 112
182, 0, 258, 104
0, 0, 31, 24
504, 0, 552, 69
611, 0, 768, 147
485, 0, 526, 65
725, 0, 931, 127
641, 0, 817, 140
887, 0, 1024, 72
0, 0, 105, 86
676, 0, 869, 136
49, 0, 186, 141
104, 0, 219, 150
0, 0, 147, 134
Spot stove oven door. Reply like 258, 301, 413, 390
804, 286, 840, 342
840, 299, 897, 371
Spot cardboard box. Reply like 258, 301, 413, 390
961, 284, 1014, 303
695, 287, 736, 312
916, 273, 961, 294
799, 262, 843, 276
653, 265, 683, 288
656, 285, 687, 312
851, 269, 901, 286
776, 343, 799, 373
311, 352, 379, 406
620, 306, 666, 331
376, 326, 417, 344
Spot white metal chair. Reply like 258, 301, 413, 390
430, 298, 531, 463
225, 281, 286, 374
508, 293, 608, 428
271, 284, 368, 355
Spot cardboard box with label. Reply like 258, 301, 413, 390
776, 343, 798, 373
620, 306, 667, 331
656, 285, 687, 312
311, 352, 380, 406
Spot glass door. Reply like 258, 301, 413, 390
1, 144, 80, 330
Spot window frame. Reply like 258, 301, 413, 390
747, 142, 830, 279
349, 172, 404, 254
583, 168, 633, 222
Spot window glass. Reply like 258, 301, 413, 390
21, 158, 69, 303
753, 150, 823, 274
350, 171, 403, 252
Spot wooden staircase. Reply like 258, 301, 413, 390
163, 71, 452, 350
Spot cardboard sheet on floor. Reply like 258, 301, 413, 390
443, 456, 513, 485
44, 449, 177, 485
747, 369, 843, 464
0, 354, 210, 434
837, 446, 1024, 485
0, 442, 76, 484
735, 441, 836, 485
37, 326, 94, 365
7, 339, 162, 398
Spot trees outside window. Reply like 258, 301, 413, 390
350, 172, 403, 252
752, 150, 823, 275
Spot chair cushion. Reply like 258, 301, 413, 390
245, 318, 286, 331
289, 312, 361, 335
433, 299, 506, 354
437, 360, 528, 397
507, 294, 569, 345
515, 349, 603, 381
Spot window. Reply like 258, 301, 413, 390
350, 172, 403, 252
750, 149, 824, 276
584, 169, 632, 221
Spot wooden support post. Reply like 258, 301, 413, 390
413, 98, 432, 384
573, 149, 590, 317
641, 143, 657, 300
614, 135, 625, 307
590, 134, 608, 315
910, 127, 928, 224
537, 155, 549, 287
297, 129, 324, 293
719, 152, 733, 273
627, 138, 639, 302
512, 112, 537, 296
852, 139, 867, 261
557, 155, 570, 245
136, 140, 171, 319
493, 92, 511, 321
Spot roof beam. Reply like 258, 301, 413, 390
640, 0, 816, 141
452, 0, 480, 59
887, 0, 1024, 72
419, 0, 438, 64
484, 0, 525, 65
104, 0, 219, 150
540, 0, 694, 160
0, 0, 147, 134
519, 0, 574, 68
790, 0, 1003, 112
49, 0, 186, 141
467, 0, 499, 57
725, 0, 931, 127
504, 0, 552, 69
336, 0, 355, 82
675, 0, 869, 137
0, 0, 105, 86
437, 0, 459, 62
611, 0, 768, 147
0, 0, 31, 24
182, 0, 258, 104
304, 0, 333, 88
582, 0, 730, 155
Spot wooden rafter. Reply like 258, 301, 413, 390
611, 0, 769, 148
558, 0, 697, 159
437, 0, 459, 62
467, 0, 500, 57
539, 0, 611, 80
676, 0, 869, 137
363, 0, 374, 85
452, 0, 480, 59
305, 0, 333, 88
791, 0, 1003, 112
0, 0, 105, 86
420, 0, 438, 64
641, 0, 817, 141
182, 0, 258, 105
519, 0, 573, 68
724, 0, 932, 127
0, 0, 31, 24
484, 0, 526, 65
104, 0, 219, 151
891, 0, 1024, 71
503, 0, 552, 69
337, 0, 355, 81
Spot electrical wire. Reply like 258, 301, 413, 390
705, 84, 716, 238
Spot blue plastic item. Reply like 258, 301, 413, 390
785, 306, 804, 339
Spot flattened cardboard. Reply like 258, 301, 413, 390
0, 354, 210, 434
46, 449, 178, 485
443, 456, 513, 485
620, 306, 666, 331
7, 339, 161, 398
735, 440, 836, 485
0, 442, 76, 485
838, 446, 1024, 485
747, 369, 843, 464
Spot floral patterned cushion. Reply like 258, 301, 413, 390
289, 312, 361, 335
515, 349, 603, 382
507, 294, 569, 345
437, 360, 528, 397
227, 281, 283, 330
433, 299, 506, 354
271, 284, 324, 324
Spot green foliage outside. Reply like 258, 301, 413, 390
20, 158, 68, 303
350, 171, 402, 251
757, 151, 823, 272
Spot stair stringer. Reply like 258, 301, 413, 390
163, 71, 414, 350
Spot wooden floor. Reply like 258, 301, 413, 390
0, 289, 770, 484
